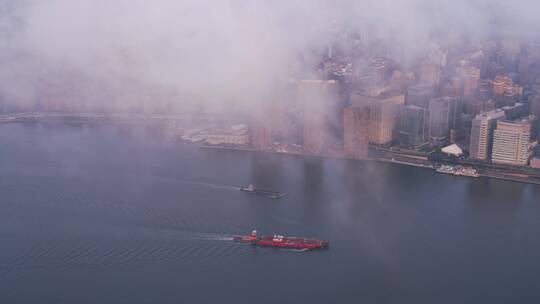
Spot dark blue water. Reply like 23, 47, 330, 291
0, 123, 539, 303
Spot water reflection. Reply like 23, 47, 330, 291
249, 153, 283, 189
301, 158, 324, 198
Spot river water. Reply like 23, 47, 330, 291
0, 123, 539, 303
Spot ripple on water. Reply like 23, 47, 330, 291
0, 229, 291, 277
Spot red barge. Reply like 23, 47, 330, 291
233, 230, 329, 250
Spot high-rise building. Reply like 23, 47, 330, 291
370, 57, 390, 86
476, 79, 493, 101
469, 109, 506, 161
530, 95, 540, 118
250, 122, 271, 150
428, 97, 459, 141
297, 80, 340, 155
441, 77, 463, 97
530, 95, 540, 140
463, 67, 481, 97
419, 62, 441, 86
533, 78, 540, 95
407, 84, 434, 108
493, 75, 512, 96
351, 91, 405, 146
518, 42, 540, 85
501, 102, 527, 121
398, 105, 429, 148
491, 117, 533, 166
343, 106, 369, 159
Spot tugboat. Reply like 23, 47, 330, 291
233, 230, 329, 250
240, 184, 284, 199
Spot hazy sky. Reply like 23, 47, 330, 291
0, 0, 539, 112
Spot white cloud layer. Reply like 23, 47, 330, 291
0, 0, 538, 111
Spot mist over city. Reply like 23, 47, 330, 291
0, 0, 538, 112
1, 1, 540, 303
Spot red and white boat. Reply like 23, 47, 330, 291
233, 230, 329, 250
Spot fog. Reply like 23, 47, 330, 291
0, 0, 539, 113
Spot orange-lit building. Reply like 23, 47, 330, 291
351, 91, 405, 146
343, 106, 369, 159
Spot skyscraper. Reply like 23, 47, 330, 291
297, 80, 340, 155
428, 97, 458, 141
533, 77, 540, 95
250, 122, 271, 150
351, 92, 405, 146
493, 75, 512, 96
419, 62, 441, 86
407, 84, 435, 108
469, 109, 506, 161
343, 106, 369, 159
370, 57, 390, 86
501, 102, 527, 121
476, 79, 493, 101
530, 95, 540, 140
463, 67, 481, 97
518, 42, 540, 85
398, 105, 429, 148
491, 117, 533, 166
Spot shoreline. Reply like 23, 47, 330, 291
0, 112, 204, 126
2, 117, 539, 186
199, 144, 540, 186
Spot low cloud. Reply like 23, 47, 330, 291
0, 0, 538, 112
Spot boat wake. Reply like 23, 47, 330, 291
172, 231, 235, 242
178, 180, 240, 191
195, 234, 234, 242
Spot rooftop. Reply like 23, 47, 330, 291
475, 109, 506, 120
442, 144, 464, 156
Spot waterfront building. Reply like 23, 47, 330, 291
491, 116, 533, 166
441, 144, 464, 157
469, 109, 506, 161
531, 157, 540, 169
343, 106, 369, 159
428, 97, 459, 141
407, 84, 435, 108
351, 91, 405, 146
206, 133, 250, 146
249, 98, 283, 150
297, 79, 340, 155
250, 123, 272, 150
397, 105, 428, 148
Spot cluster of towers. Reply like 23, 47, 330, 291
250, 37, 540, 167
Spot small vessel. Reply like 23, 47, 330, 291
436, 165, 479, 178
233, 230, 329, 250
436, 165, 455, 174
240, 184, 284, 199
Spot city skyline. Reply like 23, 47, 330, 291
3, 2, 540, 303
0, 0, 540, 113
